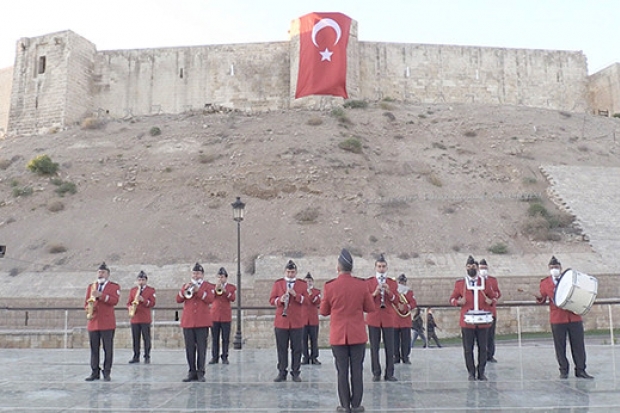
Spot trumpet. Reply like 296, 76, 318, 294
379, 277, 387, 308
215, 283, 224, 296
282, 292, 290, 317
128, 286, 142, 318
392, 293, 412, 318
86, 281, 98, 320
183, 281, 199, 299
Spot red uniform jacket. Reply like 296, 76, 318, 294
537, 276, 583, 324
210, 283, 236, 323
85, 281, 120, 332
449, 277, 495, 329
320, 272, 375, 345
302, 287, 321, 326
365, 276, 398, 328
394, 288, 417, 328
270, 278, 308, 329
176, 281, 215, 328
126, 285, 156, 324
483, 275, 501, 317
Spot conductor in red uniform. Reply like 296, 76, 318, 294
535, 256, 593, 379
176, 262, 215, 382
393, 273, 417, 364
321, 248, 374, 413
209, 267, 236, 365
269, 259, 308, 382
127, 270, 156, 364
84, 262, 120, 382
366, 254, 399, 382
449, 256, 495, 381
301, 272, 322, 365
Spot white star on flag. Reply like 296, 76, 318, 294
319, 48, 333, 61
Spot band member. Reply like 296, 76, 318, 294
320, 249, 374, 413
269, 259, 308, 382
449, 256, 495, 381
301, 272, 322, 365
176, 262, 215, 382
84, 262, 120, 382
366, 254, 399, 382
534, 256, 593, 379
393, 273, 417, 364
127, 270, 156, 364
209, 267, 236, 365
479, 258, 501, 362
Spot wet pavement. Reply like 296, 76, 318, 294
1, 340, 618, 412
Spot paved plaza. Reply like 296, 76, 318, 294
1, 339, 619, 412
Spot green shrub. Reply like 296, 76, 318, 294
464, 130, 477, 137
12, 186, 33, 197
338, 138, 362, 154
488, 242, 508, 254
27, 154, 59, 175
527, 203, 549, 217
149, 126, 162, 136
54, 181, 77, 197
613, 113, 620, 118
306, 116, 323, 126
343, 100, 368, 109
81, 117, 104, 130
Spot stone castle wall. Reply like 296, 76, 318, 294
588, 63, 620, 116
4, 14, 617, 137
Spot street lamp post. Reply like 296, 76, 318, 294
232, 197, 245, 350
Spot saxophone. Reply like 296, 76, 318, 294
86, 281, 98, 320
128, 287, 142, 318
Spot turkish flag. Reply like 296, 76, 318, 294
295, 12, 351, 99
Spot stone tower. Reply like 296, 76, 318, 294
7, 30, 96, 136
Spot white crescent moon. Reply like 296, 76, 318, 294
311, 18, 342, 48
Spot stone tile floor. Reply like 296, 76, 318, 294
0, 340, 618, 412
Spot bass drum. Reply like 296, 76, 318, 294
554, 269, 598, 315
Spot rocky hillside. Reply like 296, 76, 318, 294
1, 102, 619, 274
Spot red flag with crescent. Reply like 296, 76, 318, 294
295, 12, 351, 99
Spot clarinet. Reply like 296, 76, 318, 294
380, 276, 386, 308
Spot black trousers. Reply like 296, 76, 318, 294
183, 327, 209, 375
551, 321, 587, 374
89, 329, 115, 375
394, 327, 412, 361
332, 343, 365, 410
461, 326, 489, 377
275, 327, 303, 377
302, 324, 319, 360
487, 317, 497, 359
368, 325, 395, 378
131, 322, 151, 360
211, 321, 231, 360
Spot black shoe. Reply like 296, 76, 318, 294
311, 358, 321, 365
468, 374, 476, 381
85, 372, 100, 382
274, 374, 287, 382
302, 358, 310, 365
144, 357, 150, 364
394, 359, 401, 364
384, 376, 398, 382
478, 374, 488, 381
560, 372, 568, 379
128, 358, 140, 364
403, 358, 412, 365
336, 407, 349, 413
576, 371, 594, 379
372, 375, 381, 382
351, 406, 365, 413
197, 375, 206, 382
291, 375, 302, 382
487, 357, 497, 363
208, 358, 218, 365
182, 373, 198, 382
222, 358, 229, 365
102, 374, 111, 382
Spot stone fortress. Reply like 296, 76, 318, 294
0, 12, 619, 137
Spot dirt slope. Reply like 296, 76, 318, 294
1, 102, 619, 273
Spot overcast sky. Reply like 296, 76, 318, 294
1, 0, 618, 74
